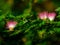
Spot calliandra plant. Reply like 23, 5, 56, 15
0, 0, 60, 45
6, 21, 17, 31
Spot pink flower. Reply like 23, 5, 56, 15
48, 12, 56, 21
38, 11, 56, 21
6, 21, 17, 31
38, 11, 48, 20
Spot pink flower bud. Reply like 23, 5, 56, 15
38, 11, 48, 20
6, 21, 17, 31
48, 12, 56, 21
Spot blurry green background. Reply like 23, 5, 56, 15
0, 0, 60, 45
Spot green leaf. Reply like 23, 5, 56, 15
54, 28, 60, 33
9, 30, 22, 36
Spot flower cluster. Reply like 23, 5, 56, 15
38, 11, 56, 21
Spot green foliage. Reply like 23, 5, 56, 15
0, 0, 60, 45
